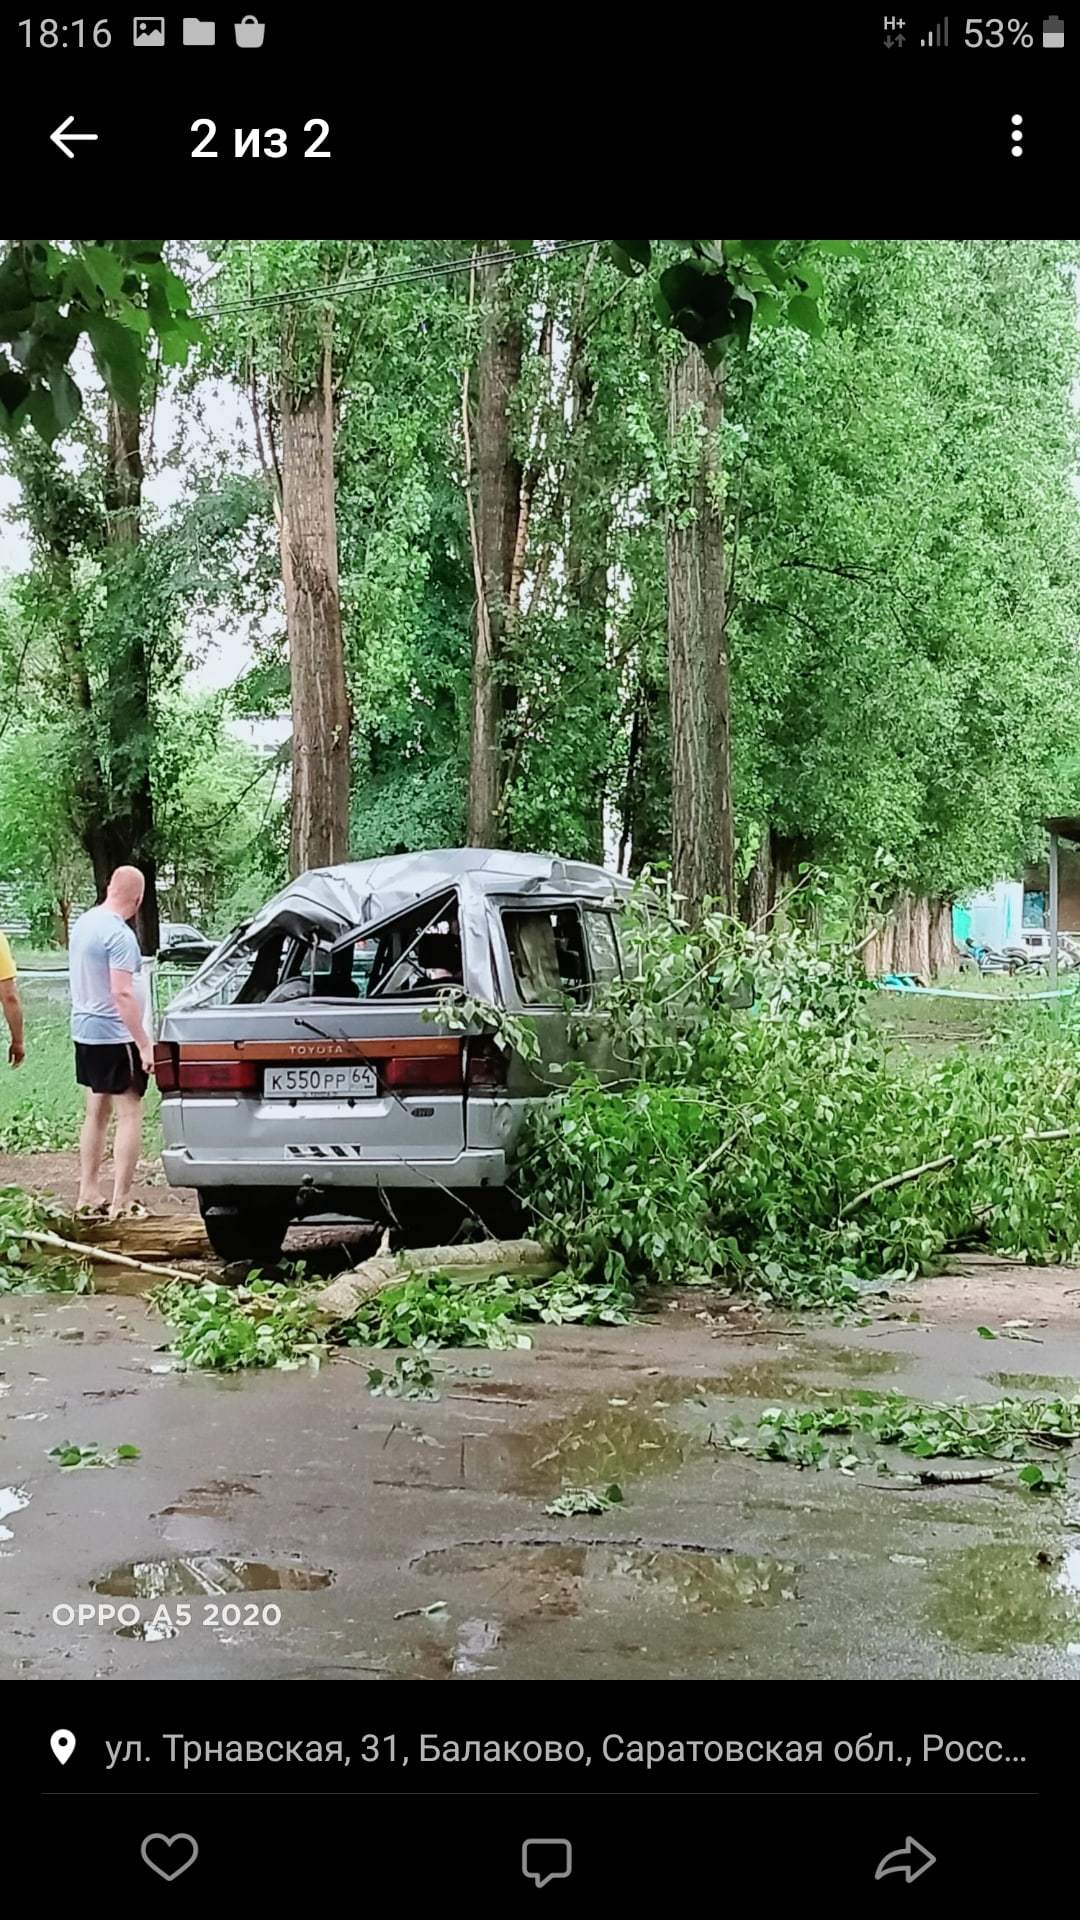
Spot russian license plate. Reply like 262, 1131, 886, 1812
264, 1064, 377, 1099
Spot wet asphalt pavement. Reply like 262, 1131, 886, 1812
2, 1260, 1079, 1680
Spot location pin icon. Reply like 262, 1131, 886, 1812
50, 1729, 76, 1766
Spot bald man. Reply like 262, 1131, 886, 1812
69, 866, 153, 1219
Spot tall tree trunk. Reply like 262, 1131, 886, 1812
102, 397, 159, 955
565, 358, 612, 865
281, 327, 350, 877
853, 929, 880, 983
621, 662, 671, 876
893, 893, 913, 973
666, 349, 732, 918
910, 896, 932, 980
930, 898, 955, 976
617, 695, 643, 875
767, 830, 809, 925
465, 245, 523, 846
740, 832, 775, 928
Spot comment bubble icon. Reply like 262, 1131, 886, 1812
522, 1838, 572, 1888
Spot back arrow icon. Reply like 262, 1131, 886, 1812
874, 1837, 936, 1883
51, 116, 98, 159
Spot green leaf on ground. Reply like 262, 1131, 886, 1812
544, 1483, 624, 1517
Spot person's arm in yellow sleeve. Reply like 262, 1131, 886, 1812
0, 935, 25, 1068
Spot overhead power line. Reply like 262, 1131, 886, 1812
194, 240, 601, 320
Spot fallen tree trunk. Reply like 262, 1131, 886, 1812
77, 1215, 211, 1261
313, 1238, 558, 1324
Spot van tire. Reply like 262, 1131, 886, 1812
198, 1191, 291, 1269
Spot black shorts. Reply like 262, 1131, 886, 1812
74, 1042, 148, 1098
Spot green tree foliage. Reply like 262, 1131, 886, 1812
725, 239, 1080, 902
4, 237, 1079, 950
0, 240, 200, 440
0, 710, 93, 942
0, 425, 277, 934
522, 892, 1080, 1301
0, 682, 284, 939
152, 694, 286, 928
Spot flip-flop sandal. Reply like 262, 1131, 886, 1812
75, 1202, 109, 1220
109, 1201, 149, 1222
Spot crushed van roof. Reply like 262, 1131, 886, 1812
244, 848, 627, 942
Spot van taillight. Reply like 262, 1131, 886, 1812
153, 1042, 179, 1092
465, 1038, 508, 1092
383, 1052, 463, 1092
177, 1059, 259, 1093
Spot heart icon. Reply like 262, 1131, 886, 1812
140, 1833, 199, 1882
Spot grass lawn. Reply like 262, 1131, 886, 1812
9, 943, 72, 972
865, 970, 1076, 1063
0, 976, 163, 1156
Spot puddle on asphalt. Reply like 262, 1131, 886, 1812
474, 1350, 911, 1497
495, 1396, 691, 1494
985, 1373, 1080, 1395
0, 1486, 30, 1541
452, 1617, 502, 1674
719, 1342, 906, 1392
682, 1343, 907, 1403
93, 1557, 333, 1598
416, 1541, 797, 1619
117, 1617, 181, 1642
928, 1544, 1080, 1655
799, 1341, 910, 1376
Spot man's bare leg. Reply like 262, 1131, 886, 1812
77, 1092, 112, 1210
109, 1089, 144, 1218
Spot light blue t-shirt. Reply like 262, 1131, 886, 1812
70, 907, 143, 1045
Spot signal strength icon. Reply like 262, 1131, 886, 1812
920, 17, 949, 44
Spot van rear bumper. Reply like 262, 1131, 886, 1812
161, 1146, 508, 1191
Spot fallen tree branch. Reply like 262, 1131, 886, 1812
313, 1238, 558, 1324
914, 1466, 1006, 1486
840, 1127, 1079, 1219
691, 1131, 740, 1181
9, 1226, 197, 1287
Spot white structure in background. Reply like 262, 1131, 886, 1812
958, 879, 1024, 952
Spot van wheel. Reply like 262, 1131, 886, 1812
198, 1192, 292, 1269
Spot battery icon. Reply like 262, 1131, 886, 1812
1043, 15, 1064, 45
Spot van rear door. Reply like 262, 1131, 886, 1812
160, 888, 470, 1174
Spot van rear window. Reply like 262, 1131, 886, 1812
503, 907, 589, 1005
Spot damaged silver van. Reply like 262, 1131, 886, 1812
154, 848, 627, 1262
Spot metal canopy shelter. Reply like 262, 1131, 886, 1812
1041, 817, 1080, 985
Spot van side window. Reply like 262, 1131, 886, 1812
503, 907, 589, 1005
584, 910, 622, 985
